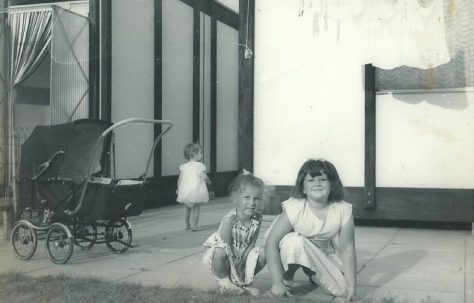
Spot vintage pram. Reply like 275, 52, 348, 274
10, 118, 173, 264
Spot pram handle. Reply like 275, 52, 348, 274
69, 118, 173, 216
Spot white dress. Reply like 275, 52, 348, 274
176, 161, 209, 204
269, 197, 353, 297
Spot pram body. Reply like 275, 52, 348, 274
10, 118, 173, 264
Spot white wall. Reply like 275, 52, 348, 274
377, 91, 474, 189
254, 0, 474, 190
111, 0, 155, 178
254, 0, 365, 187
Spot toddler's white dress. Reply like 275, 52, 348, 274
267, 197, 353, 297
176, 161, 209, 204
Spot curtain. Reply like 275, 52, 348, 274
5, 10, 52, 194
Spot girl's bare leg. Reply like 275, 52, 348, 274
191, 204, 202, 231
184, 205, 192, 230
212, 248, 245, 295
283, 264, 300, 281
211, 247, 230, 278
255, 246, 267, 274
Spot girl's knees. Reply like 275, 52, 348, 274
212, 247, 227, 261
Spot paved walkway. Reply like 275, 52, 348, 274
0, 197, 473, 303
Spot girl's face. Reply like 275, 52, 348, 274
303, 172, 331, 203
192, 150, 203, 161
233, 185, 263, 218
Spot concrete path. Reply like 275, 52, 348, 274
0, 197, 473, 303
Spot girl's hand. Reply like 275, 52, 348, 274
270, 282, 288, 297
345, 288, 357, 303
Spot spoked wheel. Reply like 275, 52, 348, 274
45, 224, 74, 264
11, 222, 37, 260
105, 220, 132, 253
73, 223, 97, 250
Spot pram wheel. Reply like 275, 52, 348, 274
11, 222, 37, 260
45, 225, 74, 264
105, 220, 132, 253
73, 223, 97, 250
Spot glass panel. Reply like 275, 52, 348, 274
50, 7, 89, 124
162, 0, 194, 176
216, 21, 238, 172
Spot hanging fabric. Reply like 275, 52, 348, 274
302, 0, 450, 70
4, 9, 52, 194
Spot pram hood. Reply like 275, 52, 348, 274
19, 119, 113, 183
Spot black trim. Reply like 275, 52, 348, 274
265, 185, 474, 223
354, 219, 471, 231
88, 0, 99, 119
238, 0, 254, 172
154, 0, 163, 176
100, 0, 111, 122
364, 64, 376, 210
177, 0, 238, 30
143, 171, 239, 208
88, 0, 111, 121
192, 2, 200, 142
210, 17, 217, 173
8, 0, 82, 5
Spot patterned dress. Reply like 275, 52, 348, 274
267, 198, 353, 297
203, 209, 262, 286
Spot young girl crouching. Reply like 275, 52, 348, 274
202, 173, 267, 295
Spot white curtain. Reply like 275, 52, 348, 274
299, 0, 450, 69
5, 10, 52, 194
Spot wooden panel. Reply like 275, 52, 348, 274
100, 0, 112, 122
192, 2, 200, 142
364, 64, 376, 210
210, 18, 217, 173
8, 0, 81, 5
154, 0, 163, 176
88, 0, 99, 118
177, 0, 238, 30
144, 171, 239, 208
266, 185, 474, 224
238, 0, 254, 172
87, 0, 111, 121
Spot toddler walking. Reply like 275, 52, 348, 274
177, 143, 210, 231
202, 172, 266, 296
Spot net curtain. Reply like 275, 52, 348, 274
298, 0, 451, 70
3, 9, 52, 195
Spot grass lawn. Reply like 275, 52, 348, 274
0, 272, 441, 303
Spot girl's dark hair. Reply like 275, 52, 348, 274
228, 172, 265, 194
183, 143, 202, 160
292, 159, 345, 202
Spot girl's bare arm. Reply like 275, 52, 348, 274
218, 215, 233, 244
